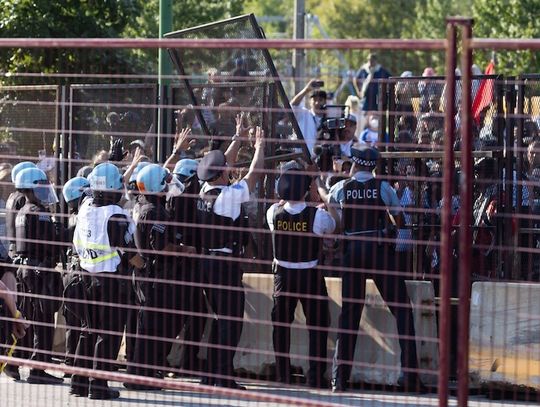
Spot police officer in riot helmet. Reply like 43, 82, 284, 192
267, 168, 339, 388
196, 126, 265, 389
70, 162, 135, 399
14, 167, 64, 384
167, 158, 209, 373
2, 162, 37, 380
61, 176, 90, 372
6, 162, 37, 259
125, 164, 188, 389
330, 145, 426, 393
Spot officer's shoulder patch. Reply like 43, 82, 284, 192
151, 224, 166, 234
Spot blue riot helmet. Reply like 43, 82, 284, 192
62, 176, 90, 204
88, 162, 123, 191
128, 161, 151, 189
173, 159, 198, 183
136, 164, 185, 199
136, 164, 170, 193
14, 167, 59, 206
11, 161, 37, 183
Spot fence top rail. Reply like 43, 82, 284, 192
470, 38, 540, 50
0, 38, 446, 50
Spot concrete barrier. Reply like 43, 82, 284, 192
470, 282, 540, 390
53, 273, 439, 386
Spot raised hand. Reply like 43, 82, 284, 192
174, 127, 195, 151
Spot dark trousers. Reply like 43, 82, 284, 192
200, 255, 244, 382
129, 257, 207, 378
72, 274, 127, 384
272, 264, 330, 384
17, 267, 60, 364
332, 241, 419, 384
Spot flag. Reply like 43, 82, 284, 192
472, 60, 496, 125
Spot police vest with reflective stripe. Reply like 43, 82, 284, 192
73, 200, 127, 273
272, 205, 320, 263
342, 177, 383, 235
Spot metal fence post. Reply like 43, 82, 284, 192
457, 18, 474, 407
438, 18, 458, 407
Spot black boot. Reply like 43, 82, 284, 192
27, 369, 64, 385
69, 375, 89, 397
3, 364, 20, 381
88, 379, 120, 400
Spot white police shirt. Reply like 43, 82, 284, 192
200, 179, 251, 221
266, 201, 336, 269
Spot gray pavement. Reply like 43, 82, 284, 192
0, 368, 534, 407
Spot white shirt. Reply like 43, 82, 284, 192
200, 179, 251, 221
266, 201, 336, 269
292, 105, 320, 158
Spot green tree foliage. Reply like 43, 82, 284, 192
0, 0, 245, 84
0, 0, 144, 83
473, 0, 540, 75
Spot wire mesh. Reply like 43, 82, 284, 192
1, 14, 540, 407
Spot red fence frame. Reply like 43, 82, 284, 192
2, 21, 539, 407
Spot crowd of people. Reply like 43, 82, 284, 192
2, 53, 540, 400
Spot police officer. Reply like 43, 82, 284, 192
70, 162, 134, 399
14, 167, 64, 384
330, 145, 421, 392
6, 162, 37, 259
2, 161, 36, 380
168, 158, 209, 374
61, 176, 90, 371
126, 164, 188, 389
267, 168, 338, 388
196, 126, 265, 389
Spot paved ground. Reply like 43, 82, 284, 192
0, 368, 534, 407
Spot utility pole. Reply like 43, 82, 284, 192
158, 0, 173, 162
293, 0, 305, 95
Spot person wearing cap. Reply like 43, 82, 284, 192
13, 167, 65, 385
290, 78, 328, 158
195, 125, 265, 390
267, 168, 338, 388
329, 144, 424, 392
339, 113, 358, 158
70, 162, 135, 399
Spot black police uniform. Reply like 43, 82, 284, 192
270, 204, 330, 386
332, 166, 422, 391
62, 210, 82, 369
129, 195, 188, 381
15, 201, 64, 371
196, 185, 246, 388
167, 176, 208, 374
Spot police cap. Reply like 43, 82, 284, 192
197, 150, 226, 182
350, 144, 380, 168
276, 169, 312, 202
